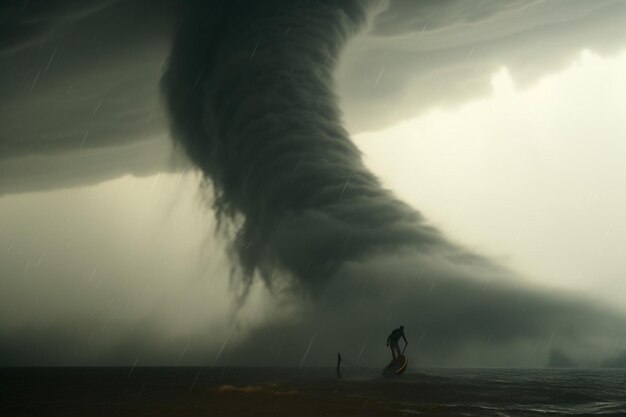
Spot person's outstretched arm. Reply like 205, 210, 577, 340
402, 335, 408, 353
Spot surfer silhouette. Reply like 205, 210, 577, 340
386, 325, 408, 361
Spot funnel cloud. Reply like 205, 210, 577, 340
164, 0, 475, 291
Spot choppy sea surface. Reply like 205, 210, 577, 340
2, 367, 625, 416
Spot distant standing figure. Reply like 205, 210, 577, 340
386, 326, 408, 361
336, 352, 342, 378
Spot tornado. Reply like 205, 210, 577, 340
163, 0, 465, 290
163, 0, 626, 365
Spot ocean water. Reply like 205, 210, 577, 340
2, 367, 625, 416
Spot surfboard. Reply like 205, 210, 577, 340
382, 355, 408, 377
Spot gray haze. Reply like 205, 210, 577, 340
2, 0, 626, 366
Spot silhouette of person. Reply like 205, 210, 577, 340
386, 325, 408, 361
336, 352, 342, 378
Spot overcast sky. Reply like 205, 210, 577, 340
1, 0, 626, 367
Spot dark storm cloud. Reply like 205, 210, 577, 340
0, 0, 175, 194
372, 0, 537, 36
1, 0, 172, 56
339, 0, 626, 131
0, 0, 117, 55
0, 137, 177, 195
3, 0, 626, 192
